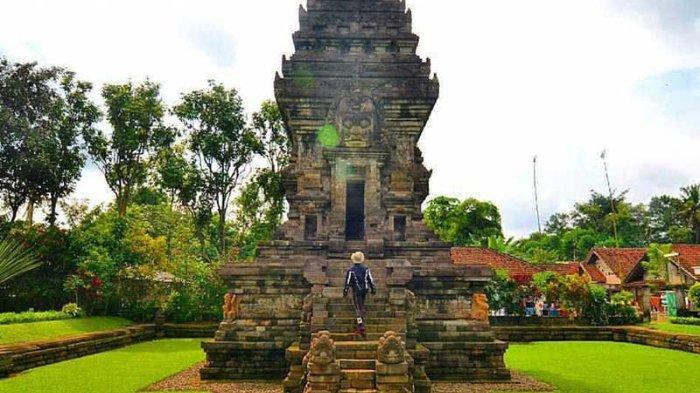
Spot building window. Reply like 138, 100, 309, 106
304, 215, 318, 240
394, 215, 406, 241
694, 267, 700, 275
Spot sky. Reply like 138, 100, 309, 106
0, 0, 698, 237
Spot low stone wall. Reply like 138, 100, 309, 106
489, 316, 577, 326
493, 325, 700, 355
0, 325, 156, 377
159, 323, 218, 338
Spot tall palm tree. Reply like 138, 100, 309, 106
0, 237, 41, 285
680, 184, 700, 244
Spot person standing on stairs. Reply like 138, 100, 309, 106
343, 251, 376, 339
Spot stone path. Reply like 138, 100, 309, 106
148, 362, 552, 393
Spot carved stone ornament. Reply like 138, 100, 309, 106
330, 94, 377, 147
307, 330, 336, 367
471, 293, 490, 322
377, 330, 406, 364
222, 293, 242, 321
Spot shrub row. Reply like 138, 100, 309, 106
670, 317, 700, 326
0, 310, 72, 325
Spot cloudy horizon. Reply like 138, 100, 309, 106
1, 0, 698, 238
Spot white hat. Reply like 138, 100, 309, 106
351, 251, 365, 264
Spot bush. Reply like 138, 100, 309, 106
689, 283, 700, 308
0, 310, 72, 325
61, 303, 85, 318
670, 316, 700, 326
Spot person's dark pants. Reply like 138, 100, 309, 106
352, 289, 368, 333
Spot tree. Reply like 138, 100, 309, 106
648, 195, 692, 243
84, 81, 169, 217
679, 184, 700, 244
174, 81, 261, 260
0, 59, 58, 222
424, 196, 503, 246
43, 72, 100, 225
643, 243, 673, 281
0, 237, 41, 285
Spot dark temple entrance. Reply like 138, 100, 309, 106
345, 181, 365, 240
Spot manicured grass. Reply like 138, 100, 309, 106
641, 321, 700, 336
506, 341, 700, 393
0, 339, 204, 393
0, 317, 132, 345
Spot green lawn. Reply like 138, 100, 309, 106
641, 321, 700, 336
0, 317, 132, 345
0, 339, 204, 393
506, 341, 700, 393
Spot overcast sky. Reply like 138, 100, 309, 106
1, 0, 698, 237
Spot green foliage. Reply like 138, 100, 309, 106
0, 236, 41, 284
424, 196, 503, 246
174, 80, 262, 260
582, 284, 609, 325
607, 290, 639, 325
643, 243, 673, 280
84, 80, 170, 217
0, 310, 72, 325
61, 303, 84, 317
669, 316, 700, 326
485, 269, 527, 315
689, 283, 700, 308
679, 184, 700, 243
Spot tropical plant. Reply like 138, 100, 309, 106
0, 237, 41, 285
643, 243, 673, 281
679, 184, 700, 244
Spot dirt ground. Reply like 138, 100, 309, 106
147, 363, 553, 393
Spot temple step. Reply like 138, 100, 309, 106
340, 369, 376, 390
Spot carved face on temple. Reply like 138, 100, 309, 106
333, 95, 376, 147
308, 331, 336, 367
377, 331, 405, 364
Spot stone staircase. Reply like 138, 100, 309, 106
284, 258, 421, 393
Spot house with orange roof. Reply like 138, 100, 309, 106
584, 246, 700, 313
450, 247, 542, 284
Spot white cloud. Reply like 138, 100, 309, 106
1, 0, 698, 237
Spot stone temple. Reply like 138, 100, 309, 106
201, 1, 510, 391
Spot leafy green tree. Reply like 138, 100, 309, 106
43, 72, 100, 225
648, 195, 692, 243
174, 81, 262, 260
424, 196, 503, 246
679, 184, 700, 244
0, 59, 58, 222
84, 81, 170, 217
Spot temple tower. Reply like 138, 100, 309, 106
201, 2, 510, 391
273, 0, 440, 256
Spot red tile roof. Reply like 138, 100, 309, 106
582, 264, 606, 283
451, 248, 541, 280
539, 262, 581, 276
671, 244, 700, 279
587, 248, 647, 282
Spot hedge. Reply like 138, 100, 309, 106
0, 310, 72, 325
669, 317, 700, 326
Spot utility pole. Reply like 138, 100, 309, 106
533, 155, 542, 234
601, 150, 619, 247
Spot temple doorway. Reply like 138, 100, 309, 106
345, 180, 365, 240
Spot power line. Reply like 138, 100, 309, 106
533, 155, 542, 234
601, 149, 619, 247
